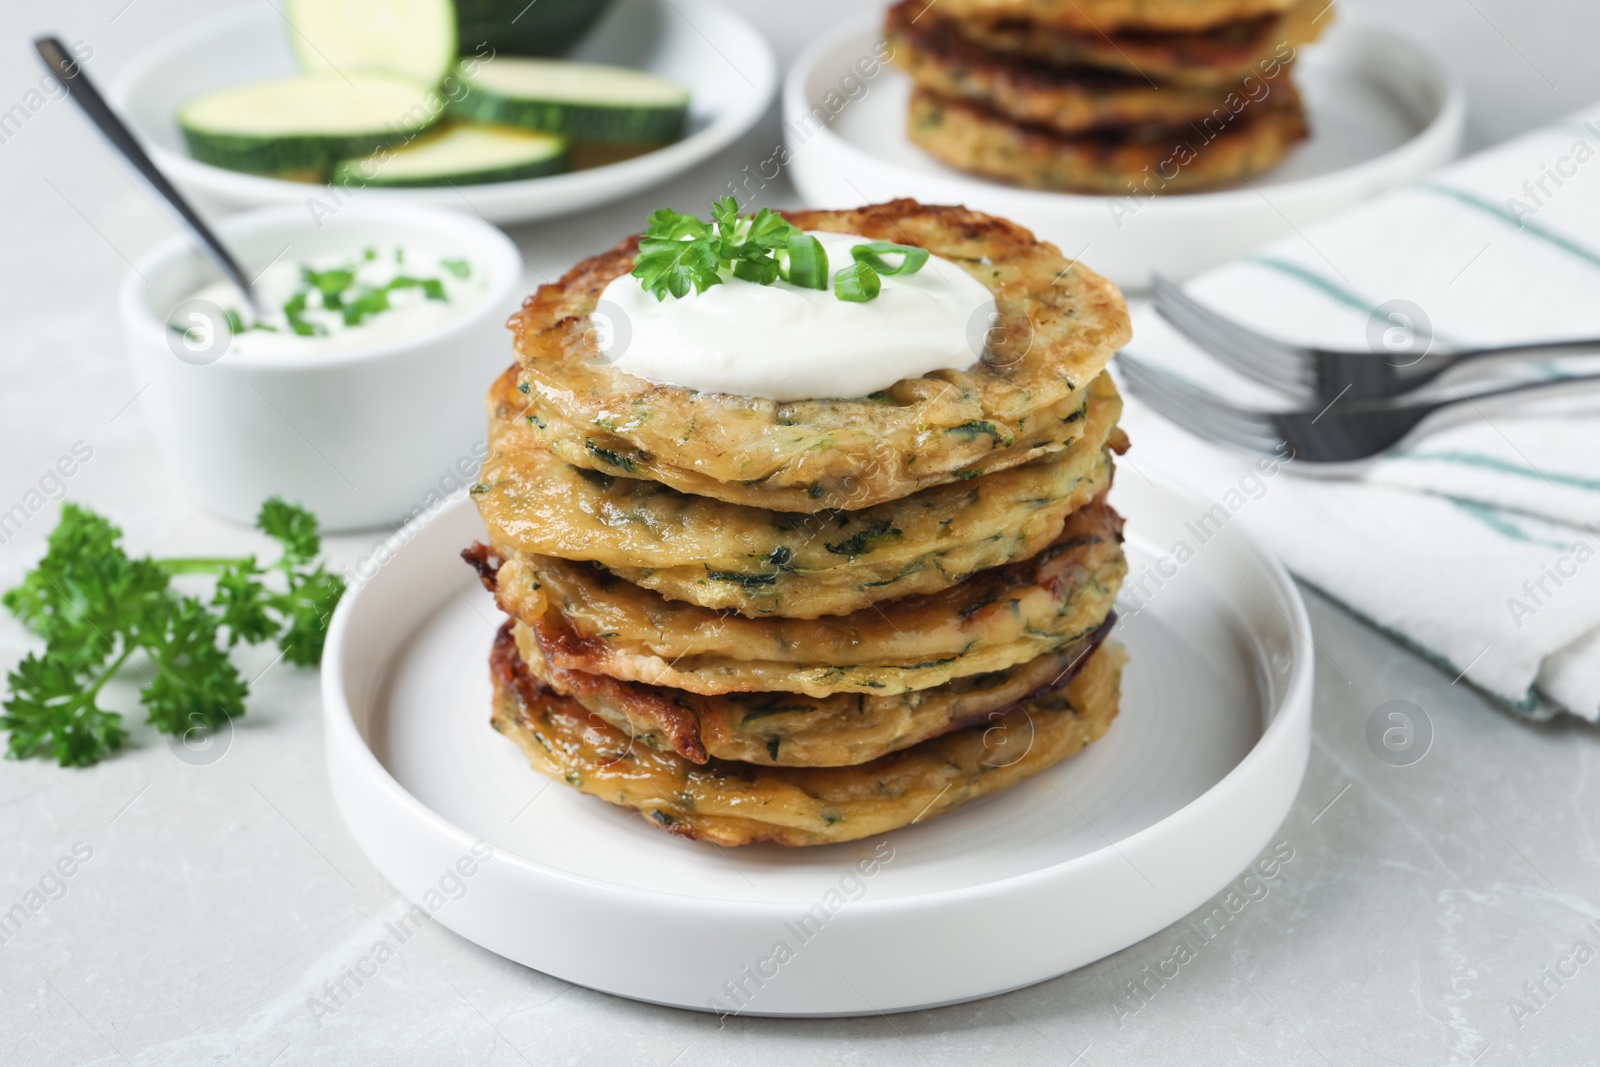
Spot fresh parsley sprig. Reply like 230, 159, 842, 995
633, 198, 806, 299
630, 199, 930, 303
633, 207, 723, 299
1, 499, 345, 767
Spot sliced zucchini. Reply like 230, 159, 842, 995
179, 72, 441, 179
334, 124, 569, 186
450, 58, 689, 144
284, 0, 457, 86
453, 0, 614, 57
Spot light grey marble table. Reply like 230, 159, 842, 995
3, 2, 1599, 1064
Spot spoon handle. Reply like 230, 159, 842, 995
35, 35, 264, 315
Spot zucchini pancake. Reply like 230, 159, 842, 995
929, 0, 1303, 34
949, 0, 1328, 87
907, 87, 1310, 195
508, 200, 1128, 510
887, 0, 1322, 193
468, 198, 1133, 846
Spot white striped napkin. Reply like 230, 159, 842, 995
1117, 102, 1600, 721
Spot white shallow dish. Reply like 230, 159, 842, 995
785, 16, 1465, 291
323, 474, 1313, 1015
121, 204, 522, 532
110, 0, 775, 225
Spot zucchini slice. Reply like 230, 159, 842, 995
284, 0, 457, 87
453, 0, 613, 57
334, 124, 569, 186
450, 58, 689, 144
179, 72, 441, 179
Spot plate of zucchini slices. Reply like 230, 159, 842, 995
111, 0, 776, 224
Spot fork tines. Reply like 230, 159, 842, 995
1113, 351, 1287, 455
1150, 274, 1318, 401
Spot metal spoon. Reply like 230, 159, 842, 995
35, 35, 264, 315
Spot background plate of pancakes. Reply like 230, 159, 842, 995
321, 473, 1313, 1015
784, 11, 1465, 289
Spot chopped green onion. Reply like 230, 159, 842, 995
782, 234, 829, 290
301, 267, 354, 309
389, 276, 448, 302
833, 261, 881, 302
282, 291, 324, 337
341, 288, 390, 326
850, 241, 928, 276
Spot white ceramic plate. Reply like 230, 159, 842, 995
110, 0, 775, 225
785, 16, 1465, 291
322, 474, 1313, 1015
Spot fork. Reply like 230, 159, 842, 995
1114, 350, 1600, 464
1151, 273, 1600, 404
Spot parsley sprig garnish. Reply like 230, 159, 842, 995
1, 499, 345, 767
633, 197, 808, 299
630, 198, 929, 303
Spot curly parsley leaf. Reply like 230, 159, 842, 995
731, 256, 781, 286
708, 196, 741, 248
212, 559, 276, 647
258, 497, 321, 565
140, 596, 248, 736
644, 206, 711, 242
633, 228, 724, 300
193, 497, 346, 666
743, 207, 801, 250
276, 565, 347, 667
2, 505, 169, 673
1, 497, 345, 766
3, 651, 129, 766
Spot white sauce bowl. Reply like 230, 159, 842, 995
120, 204, 523, 531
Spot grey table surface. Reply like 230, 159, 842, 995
3, 1, 1600, 1064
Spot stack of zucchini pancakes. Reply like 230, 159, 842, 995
466, 200, 1134, 846
887, 0, 1326, 192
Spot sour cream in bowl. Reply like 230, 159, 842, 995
179, 244, 494, 359
121, 204, 523, 531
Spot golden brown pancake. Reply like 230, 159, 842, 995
512, 612, 1115, 766
922, 0, 1304, 33
490, 621, 1127, 846
944, 0, 1328, 87
485, 496, 1127, 698
886, 0, 1298, 136
477, 363, 1124, 618
907, 85, 1308, 194
509, 200, 1129, 512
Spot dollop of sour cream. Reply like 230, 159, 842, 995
178, 245, 488, 358
598, 231, 996, 401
